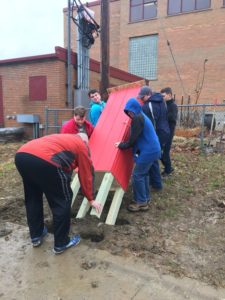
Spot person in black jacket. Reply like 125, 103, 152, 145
160, 87, 178, 177
142, 90, 170, 149
141, 86, 170, 189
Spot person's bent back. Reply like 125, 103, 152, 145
15, 134, 101, 254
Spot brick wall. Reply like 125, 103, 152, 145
0, 59, 66, 129
0, 47, 142, 138
64, 0, 225, 104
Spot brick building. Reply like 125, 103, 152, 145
0, 46, 141, 136
64, 0, 225, 104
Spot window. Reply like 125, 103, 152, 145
130, 0, 157, 22
129, 35, 158, 80
29, 76, 47, 101
168, 0, 211, 15
223, 0, 225, 6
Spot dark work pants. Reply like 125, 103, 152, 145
15, 153, 72, 247
161, 132, 174, 174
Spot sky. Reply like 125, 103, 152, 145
0, 0, 95, 60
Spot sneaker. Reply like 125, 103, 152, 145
127, 202, 149, 212
32, 226, 48, 247
53, 235, 81, 255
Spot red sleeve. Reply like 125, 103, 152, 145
77, 147, 95, 202
60, 119, 78, 134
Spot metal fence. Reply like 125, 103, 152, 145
44, 104, 225, 150
177, 104, 225, 150
44, 107, 77, 135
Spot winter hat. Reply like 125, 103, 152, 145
138, 86, 152, 98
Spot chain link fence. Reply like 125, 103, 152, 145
44, 104, 225, 151
177, 104, 225, 151
45, 107, 78, 135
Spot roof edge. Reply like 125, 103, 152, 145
0, 53, 58, 65
89, 58, 143, 82
0, 46, 143, 82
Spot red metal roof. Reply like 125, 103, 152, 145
89, 83, 144, 190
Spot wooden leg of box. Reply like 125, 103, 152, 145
90, 172, 114, 218
76, 197, 90, 219
105, 187, 124, 225
71, 173, 80, 207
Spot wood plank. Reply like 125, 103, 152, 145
90, 172, 114, 218
105, 187, 125, 225
76, 197, 90, 219
71, 173, 80, 207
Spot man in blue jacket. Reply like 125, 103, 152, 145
115, 98, 161, 212
139, 86, 170, 190
88, 89, 106, 126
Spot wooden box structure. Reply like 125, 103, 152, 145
71, 81, 145, 225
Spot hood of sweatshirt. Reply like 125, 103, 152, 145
124, 98, 142, 116
149, 92, 164, 103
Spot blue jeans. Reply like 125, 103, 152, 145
132, 152, 161, 203
132, 162, 152, 203
149, 160, 163, 189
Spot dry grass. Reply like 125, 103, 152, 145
175, 127, 201, 138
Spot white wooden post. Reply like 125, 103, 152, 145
71, 173, 80, 207
105, 187, 124, 225
90, 172, 114, 218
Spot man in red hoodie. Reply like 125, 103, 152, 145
15, 133, 101, 254
61, 106, 94, 138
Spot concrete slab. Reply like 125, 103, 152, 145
1, 222, 225, 300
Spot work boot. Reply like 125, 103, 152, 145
127, 202, 149, 212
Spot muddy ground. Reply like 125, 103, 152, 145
1, 139, 225, 288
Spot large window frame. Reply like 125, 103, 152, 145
167, 0, 211, 16
128, 34, 158, 80
130, 0, 157, 23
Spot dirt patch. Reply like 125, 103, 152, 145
1, 141, 225, 288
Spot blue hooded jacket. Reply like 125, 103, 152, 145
142, 92, 170, 147
119, 98, 161, 163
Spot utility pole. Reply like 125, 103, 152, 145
71, 1, 100, 108
100, 0, 110, 100
67, 0, 72, 106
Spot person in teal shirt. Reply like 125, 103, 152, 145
88, 89, 106, 126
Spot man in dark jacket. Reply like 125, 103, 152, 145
142, 89, 170, 148
115, 98, 161, 212
160, 87, 178, 177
